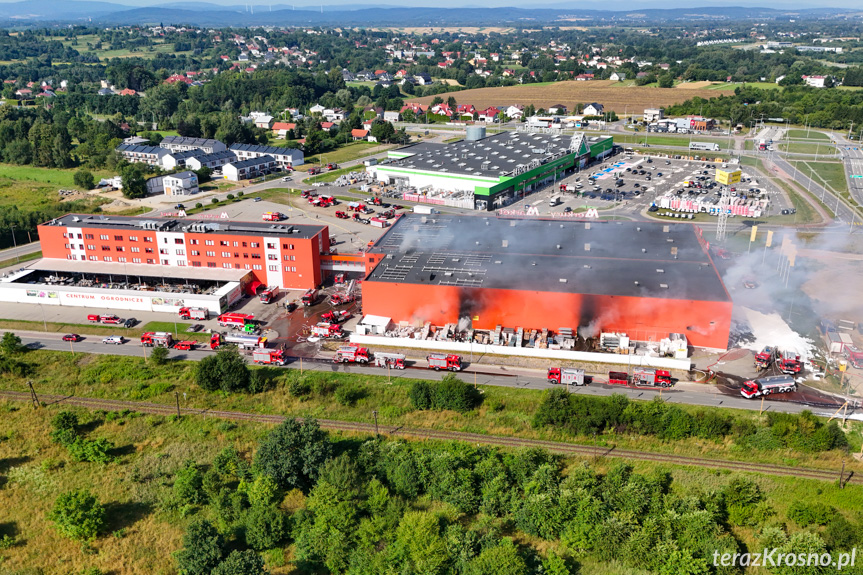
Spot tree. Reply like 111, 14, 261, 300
150, 345, 169, 365
176, 520, 225, 575
48, 490, 105, 542
394, 511, 449, 575
120, 165, 147, 199
212, 550, 268, 575
370, 121, 396, 143
73, 169, 95, 190
174, 463, 206, 505
244, 505, 288, 551
195, 348, 251, 393
254, 418, 332, 491
0, 332, 24, 355
468, 539, 526, 575
658, 74, 674, 89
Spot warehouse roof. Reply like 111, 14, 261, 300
380, 131, 578, 178
365, 214, 730, 302
43, 214, 326, 240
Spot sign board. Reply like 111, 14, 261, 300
715, 169, 742, 185
852, 175, 862, 179
497, 207, 600, 219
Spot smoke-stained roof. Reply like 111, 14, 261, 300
365, 214, 731, 302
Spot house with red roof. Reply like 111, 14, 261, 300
117, 88, 138, 96
478, 107, 501, 122
320, 122, 335, 132
165, 74, 193, 85
351, 129, 369, 141
431, 104, 453, 117
456, 104, 476, 118
271, 122, 297, 137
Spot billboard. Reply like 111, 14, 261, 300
715, 169, 742, 185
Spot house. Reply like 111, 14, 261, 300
271, 122, 297, 138
355, 70, 374, 81
160, 150, 200, 170
162, 171, 199, 196
431, 104, 453, 117
117, 88, 138, 96
185, 149, 237, 171
351, 129, 369, 141
414, 73, 433, 85
376, 72, 394, 82
583, 103, 604, 116
309, 104, 326, 115
323, 108, 346, 122
548, 104, 567, 114
222, 155, 276, 181
320, 122, 335, 132
643, 108, 664, 122
122, 136, 150, 146
802, 75, 828, 88
688, 115, 715, 131
96, 88, 113, 96
575, 73, 594, 81
384, 111, 401, 122
609, 72, 626, 82
341, 69, 355, 82
504, 105, 524, 120
160, 137, 226, 155
401, 103, 428, 116
116, 144, 168, 166
478, 107, 501, 122
253, 115, 273, 129
229, 143, 304, 170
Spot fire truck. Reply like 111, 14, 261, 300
335, 211, 349, 219
301, 190, 316, 199
210, 333, 266, 350
172, 340, 197, 351
333, 345, 370, 363
218, 312, 255, 328
140, 332, 173, 347
427, 353, 463, 371
740, 375, 797, 398
321, 310, 352, 324
547, 367, 586, 386
253, 349, 287, 365
310, 323, 344, 338
326, 163, 339, 170
262, 212, 286, 222
755, 346, 778, 369
374, 353, 406, 369
301, 289, 318, 306
777, 350, 803, 374
330, 293, 355, 306
259, 286, 280, 304
607, 368, 673, 387
308, 166, 321, 175
844, 346, 863, 369
178, 307, 209, 320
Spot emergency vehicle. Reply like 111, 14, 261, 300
740, 375, 797, 398
253, 349, 287, 365
259, 286, 280, 304
547, 367, 586, 386
210, 333, 266, 350
333, 345, 370, 363
178, 307, 209, 320
218, 312, 255, 328
374, 353, 406, 369
426, 353, 462, 371
140, 332, 173, 347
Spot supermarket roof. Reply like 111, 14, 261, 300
378, 131, 580, 178
365, 213, 730, 302
24, 259, 249, 282
43, 214, 326, 240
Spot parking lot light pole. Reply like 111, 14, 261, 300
10, 224, 18, 263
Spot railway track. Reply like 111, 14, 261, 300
1, 389, 857, 485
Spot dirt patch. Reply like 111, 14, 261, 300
409, 81, 734, 113
678, 81, 715, 89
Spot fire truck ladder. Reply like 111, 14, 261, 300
715, 186, 731, 242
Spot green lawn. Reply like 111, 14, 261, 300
707, 81, 780, 90
0, 164, 111, 189
786, 129, 831, 141
306, 142, 394, 165
795, 160, 848, 194
621, 134, 724, 149
779, 141, 835, 154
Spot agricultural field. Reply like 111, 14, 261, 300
408, 80, 735, 113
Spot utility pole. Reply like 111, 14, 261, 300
174, 391, 181, 417
28, 381, 39, 409
372, 410, 379, 437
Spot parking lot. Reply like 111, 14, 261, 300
506, 152, 793, 220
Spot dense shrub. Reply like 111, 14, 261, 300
334, 383, 366, 406
195, 348, 251, 393
66, 437, 114, 464
408, 374, 480, 413
787, 501, 837, 527
48, 490, 105, 542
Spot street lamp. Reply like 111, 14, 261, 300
10, 224, 18, 263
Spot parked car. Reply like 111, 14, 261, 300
123, 318, 138, 328
62, 334, 81, 342
100, 315, 122, 324
254, 197, 262, 202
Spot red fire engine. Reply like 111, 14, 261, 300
321, 310, 352, 324
140, 332, 173, 347
844, 346, 863, 369
172, 340, 197, 351
547, 367, 586, 386
740, 375, 797, 398
301, 190, 316, 198
253, 349, 287, 365
218, 312, 255, 328
310, 323, 344, 338
259, 286, 280, 304
330, 293, 355, 305
333, 344, 370, 363
178, 307, 209, 320
301, 289, 318, 306
262, 212, 286, 222
374, 353, 405, 369
426, 353, 462, 371
210, 333, 265, 350
755, 346, 777, 369
607, 368, 673, 387
777, 350, 803, 374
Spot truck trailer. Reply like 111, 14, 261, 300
426, 353, 463, 371
844, 346, 863, 369
218, 312, 255, 328
740, 375, 797, 398
210, 333, 266, 350
547, 367, 586, 386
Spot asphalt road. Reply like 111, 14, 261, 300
12, 330, 851, 419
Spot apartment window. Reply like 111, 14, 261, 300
206, 251, 215, 257
100, 234, 109, 240
145, 248, 154, 254
252, 265, 262, 271
79, 244, 84, 251
251, 254, 261, 259
66, 254, 74, 260
189, 239, 199, 245
233, 263, 239, 269
177, 261, 186, 266
244, 264, 251, 270
64, 243, 71, 249
191, 261, 201, 267
159, 248, 168, 255
268, 254, 277, 260
176, 249, 185, 256
220, 251, 229, 258
288, 243, 295, 250
101, 246, 111, 252
62, 233, 67, 238
85, 234, 94, 240
87, 245, 95, 251
233, 241, 239, 247
144, 237, 153, 243
115, 246, 125, 252
266, 243, 276, 249
205, 240, 214, 246
191, 250, 200, 256
131, 247, 140, 253
268, 265, 278, 272
133, 258, 141, 264
89, 256, 98, 261
289, 255, 296, 261
114, 235, 123, 241
129, 236, 138, 242
284, 266, 297, 272
118, 257, 127, 263
220, 240, 229, 246
207, 262, 216, 268
243, 253, 249, 259
242, 242, 248, 248
146, 259, 155, 264
251, 242, 259, 248
103, 256, 112, 262
161, 259, 170, 265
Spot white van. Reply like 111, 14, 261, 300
102, 336, 124, 345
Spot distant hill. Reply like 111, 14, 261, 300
0, 0, 849, 27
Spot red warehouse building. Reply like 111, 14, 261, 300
38, 213, 329, 293
362, 214, 733, 350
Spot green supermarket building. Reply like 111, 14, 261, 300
368, 130, 614, 211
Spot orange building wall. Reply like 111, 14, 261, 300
362, 282, 732, 350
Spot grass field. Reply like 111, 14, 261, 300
306, 142, 394, 165
779, 141, 835, 154
408, 80, 735, 113
795, 161, 848, 194
0, 164, 112, 189
786, 129, 831, 141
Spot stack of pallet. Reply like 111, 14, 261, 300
516, 327, 524, 347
